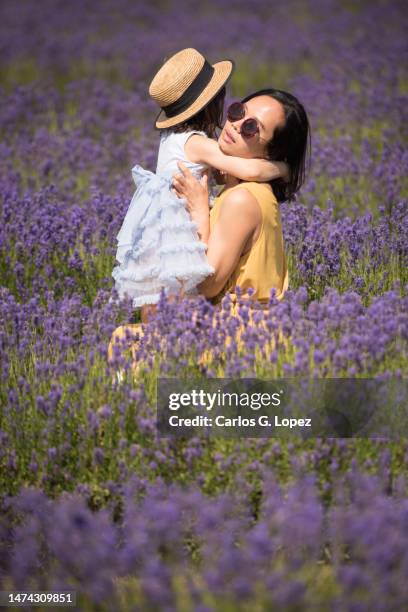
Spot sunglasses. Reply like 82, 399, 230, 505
226, 101, 267, 141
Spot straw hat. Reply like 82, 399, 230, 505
149, 48, 234, 129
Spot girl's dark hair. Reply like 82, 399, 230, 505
241, 88, 311, 202
169, 86, 226, 139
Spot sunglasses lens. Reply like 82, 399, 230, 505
241, 118, 259, 138
227, 102, 245, 122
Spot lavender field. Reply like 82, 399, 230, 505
1, 0, 408, 610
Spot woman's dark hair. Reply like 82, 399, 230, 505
241, 88, 311, 202
169, 86, 226, 139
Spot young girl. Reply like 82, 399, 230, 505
112, 48, 288, 322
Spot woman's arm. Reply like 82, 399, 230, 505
173, 163, 261, 298
185, 134, 288, 182
198, 188, 261, 297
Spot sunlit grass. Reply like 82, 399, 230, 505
0, 56, 134, 93
230, 56, 320, 97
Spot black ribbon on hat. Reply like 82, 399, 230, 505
162, 60, 215, 118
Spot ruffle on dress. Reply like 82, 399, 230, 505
112, 164, 214, 308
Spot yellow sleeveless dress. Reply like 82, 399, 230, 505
108, 182, 289, 367
209, 181, 288, 309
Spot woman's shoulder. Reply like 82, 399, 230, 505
235, 180, 276, 195
225, 181, 278, 205
216, 184, 263, 222
215, 182, 278, 229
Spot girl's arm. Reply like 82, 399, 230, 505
185, 134, 289, 182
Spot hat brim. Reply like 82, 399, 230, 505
155, 60, 235, 130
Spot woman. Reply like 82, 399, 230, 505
108, 88, 310, 365
173, 88, 310, 309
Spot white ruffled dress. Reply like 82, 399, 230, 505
112, 130, 215, 307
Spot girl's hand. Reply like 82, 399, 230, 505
172, 162, 210, 218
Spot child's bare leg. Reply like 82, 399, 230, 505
141, 281, 186, 324
176, 277, 186, 299
141, 304, 157, 323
